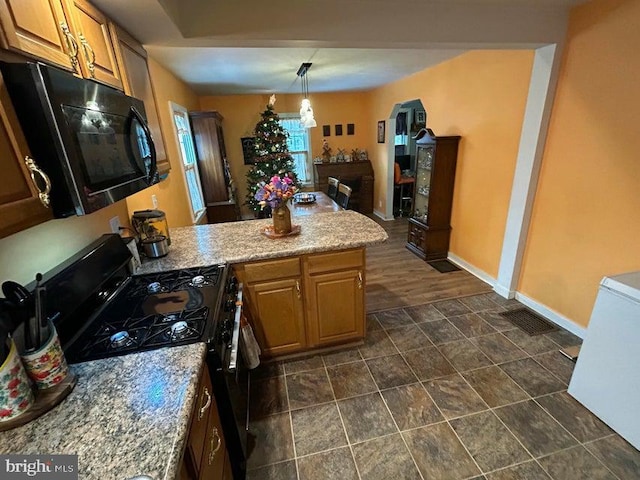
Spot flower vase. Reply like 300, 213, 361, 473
272, 203, 292, 234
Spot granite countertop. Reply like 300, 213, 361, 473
137, 210, 388, 274
0, 343, 206, 480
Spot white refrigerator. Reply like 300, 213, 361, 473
569, 271, 640, 449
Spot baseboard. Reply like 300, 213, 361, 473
447, 254, 585, 339
447, 253, 496, 288
514, 292, 586, 339
373, 209, 394, 221
493, 283, 516, 299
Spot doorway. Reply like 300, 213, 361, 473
385, 99, 426, 218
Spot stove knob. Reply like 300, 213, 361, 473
226, 277, 238, 293
221, 330, 231, 343
224, 298, 235, 311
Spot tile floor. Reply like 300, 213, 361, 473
246, 293, 640, 480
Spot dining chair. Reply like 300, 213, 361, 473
394, 162, 415, 216
336, 183, 352, 209
327, 176, 339, 200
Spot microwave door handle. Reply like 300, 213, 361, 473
129, 106, 157, 183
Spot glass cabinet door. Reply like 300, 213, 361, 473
413, 144, 434, 223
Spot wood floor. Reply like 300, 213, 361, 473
365, 217, 492, 312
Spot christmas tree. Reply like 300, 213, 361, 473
245, 95, 300, 215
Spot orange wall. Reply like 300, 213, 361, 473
125, 58, 200, 227
199, 92, 371, 216
519, 0, 640, 327
368, 50, 534, 278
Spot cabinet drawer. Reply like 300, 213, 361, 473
305, 248, 364, 275
241, 257, 301, 283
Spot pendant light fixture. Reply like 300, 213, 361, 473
297, 62, 317, 128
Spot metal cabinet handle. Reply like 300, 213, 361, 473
24, 156, 51, 208
295, 280, 301, 298
357, 272, 363, 289
198, 387, 211, 420
59, 22, 79, 72
208, 427, 222, 465
78, 33, 96, 78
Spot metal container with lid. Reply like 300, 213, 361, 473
132, 210, 171, 246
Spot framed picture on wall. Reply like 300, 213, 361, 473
377, 120, 385, 143
241, 137, 256, 165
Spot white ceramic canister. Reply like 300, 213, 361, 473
0, 338, 34, 422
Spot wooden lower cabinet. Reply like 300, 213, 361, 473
182, 364, 228, 480
235, 248, 366, 357
304, 249, 365, 347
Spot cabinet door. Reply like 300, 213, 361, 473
221, 452, 233, 480
305, 269, 365, 347
247, 278, 306, 356
199, 390, 226, 480
63, 0, 122, 89
187, 366, 214, 476
109, 23, 169, 175
0, 0, 77, 72
0, 75, 52, 238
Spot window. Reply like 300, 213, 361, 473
170, 103, 205, 222
279, 114, 312, 184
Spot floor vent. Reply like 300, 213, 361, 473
500, 308, 558, 336
427, 260, 461, 273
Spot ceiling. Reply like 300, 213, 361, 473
93, 0, 585, 96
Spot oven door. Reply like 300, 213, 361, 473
209, 283, 249, 480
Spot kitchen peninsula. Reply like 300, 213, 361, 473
136, 209, 387, 274
139, 209, 388, 357
0, 209, 387, 480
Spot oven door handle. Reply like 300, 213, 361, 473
227, 283, 243, 373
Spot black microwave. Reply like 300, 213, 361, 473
0, 62, 157, 217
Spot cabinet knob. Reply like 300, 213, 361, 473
198, 387, 212, 420
208, 427, 222, 465
24, 156, 51, 208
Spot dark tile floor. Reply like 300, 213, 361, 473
246, 293, 640, 480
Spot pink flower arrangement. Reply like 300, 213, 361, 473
255, 174, 298, 209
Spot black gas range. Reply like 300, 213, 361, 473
63, 264, 228, 363
38, 234, 248, 480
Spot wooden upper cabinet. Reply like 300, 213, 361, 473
0, 0, 77, 72
62, 0, 122, 89
109, 23, 169, 175
0, 72, 52, 238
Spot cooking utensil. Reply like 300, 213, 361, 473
34, 273, 48, 348
2, 281, 35, 352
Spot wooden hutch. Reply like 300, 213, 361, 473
406, 129, 461, 261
